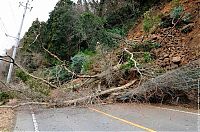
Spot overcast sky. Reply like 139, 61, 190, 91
0, 0, 77, 55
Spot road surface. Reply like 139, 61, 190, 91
14, 104, 199, 131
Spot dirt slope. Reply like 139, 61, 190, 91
127, 0, 200, 70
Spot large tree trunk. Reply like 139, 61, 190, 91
119, 59, 200, 105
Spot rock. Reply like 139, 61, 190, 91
164, 58, 170, 63
181, 23, 194, 33
172, 56, 181, 63
150, 34, 159, 40
163, 53, 169, 58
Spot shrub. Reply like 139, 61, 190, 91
107, 27, 126, 37
82, 49, 96, 56
71, 52, 92, 74
44, 66, 71, 83
0, 92, 10, 102
170, 6, 183, 19
26, 79, 50, 96
15, 69, 30, 82
120, 59, 134, 71
143, 10, 161, 33
144, 52, 152, 62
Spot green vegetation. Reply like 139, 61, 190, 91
143, 10, 161, 33
143, 52, 152, 63
182, 13, 192, 23
27, 79, 50, 96
170, 6, 183, 19
71, 51, 94, 74
71, 53, 88, 73
17, 0, 166, 89
0, 92, 10, 102
15, 69, 30, 82
43, 66, 71, 83
121, 59, 134, 71
20, 0, 161, 67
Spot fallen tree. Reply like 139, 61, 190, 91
118, 59, 200, 106
1, 48, 139, 91
43, 46, 141, 89
0, 80, 137, 109
62, 79, 137, 106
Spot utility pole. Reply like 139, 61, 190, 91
6, 0, 33, 83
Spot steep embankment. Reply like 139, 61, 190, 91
128, 0, 200, 70
118, 0, 200, 107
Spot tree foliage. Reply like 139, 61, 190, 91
44, 0, 82, 61
143, 10, 161, 33
21, 19, 45, 53
19, 0, 163, 72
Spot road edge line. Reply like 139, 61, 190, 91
153, 106, 200, 116
88, 107, 156, 132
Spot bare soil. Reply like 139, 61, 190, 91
127, 0, 200, 70
0, 108, 15, 132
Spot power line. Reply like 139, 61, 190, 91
0, 18, 8, 35
0, 18, 21, 40
8, 0, 18, 26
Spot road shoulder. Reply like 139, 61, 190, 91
0, 108, 15, 131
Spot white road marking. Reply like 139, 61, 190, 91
29, 106, 39, 132
154, 106, 200, 116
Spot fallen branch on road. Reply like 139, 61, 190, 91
0, 102, 49, 109
0, 80, 137, 108
61, 80, 137, 107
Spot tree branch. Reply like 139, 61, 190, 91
124, 48, 143, 77
42, 45, 97, 79
0, 80, 137, 108
1, 54, 58, 89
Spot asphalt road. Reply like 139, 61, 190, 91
14, 104, 199, 132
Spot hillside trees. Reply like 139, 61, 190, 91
18, 0, 166, 74
20, 0, 119, 69
44, 0, 82, 61
19, 19, 46, 71
20, 18, 45, 53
